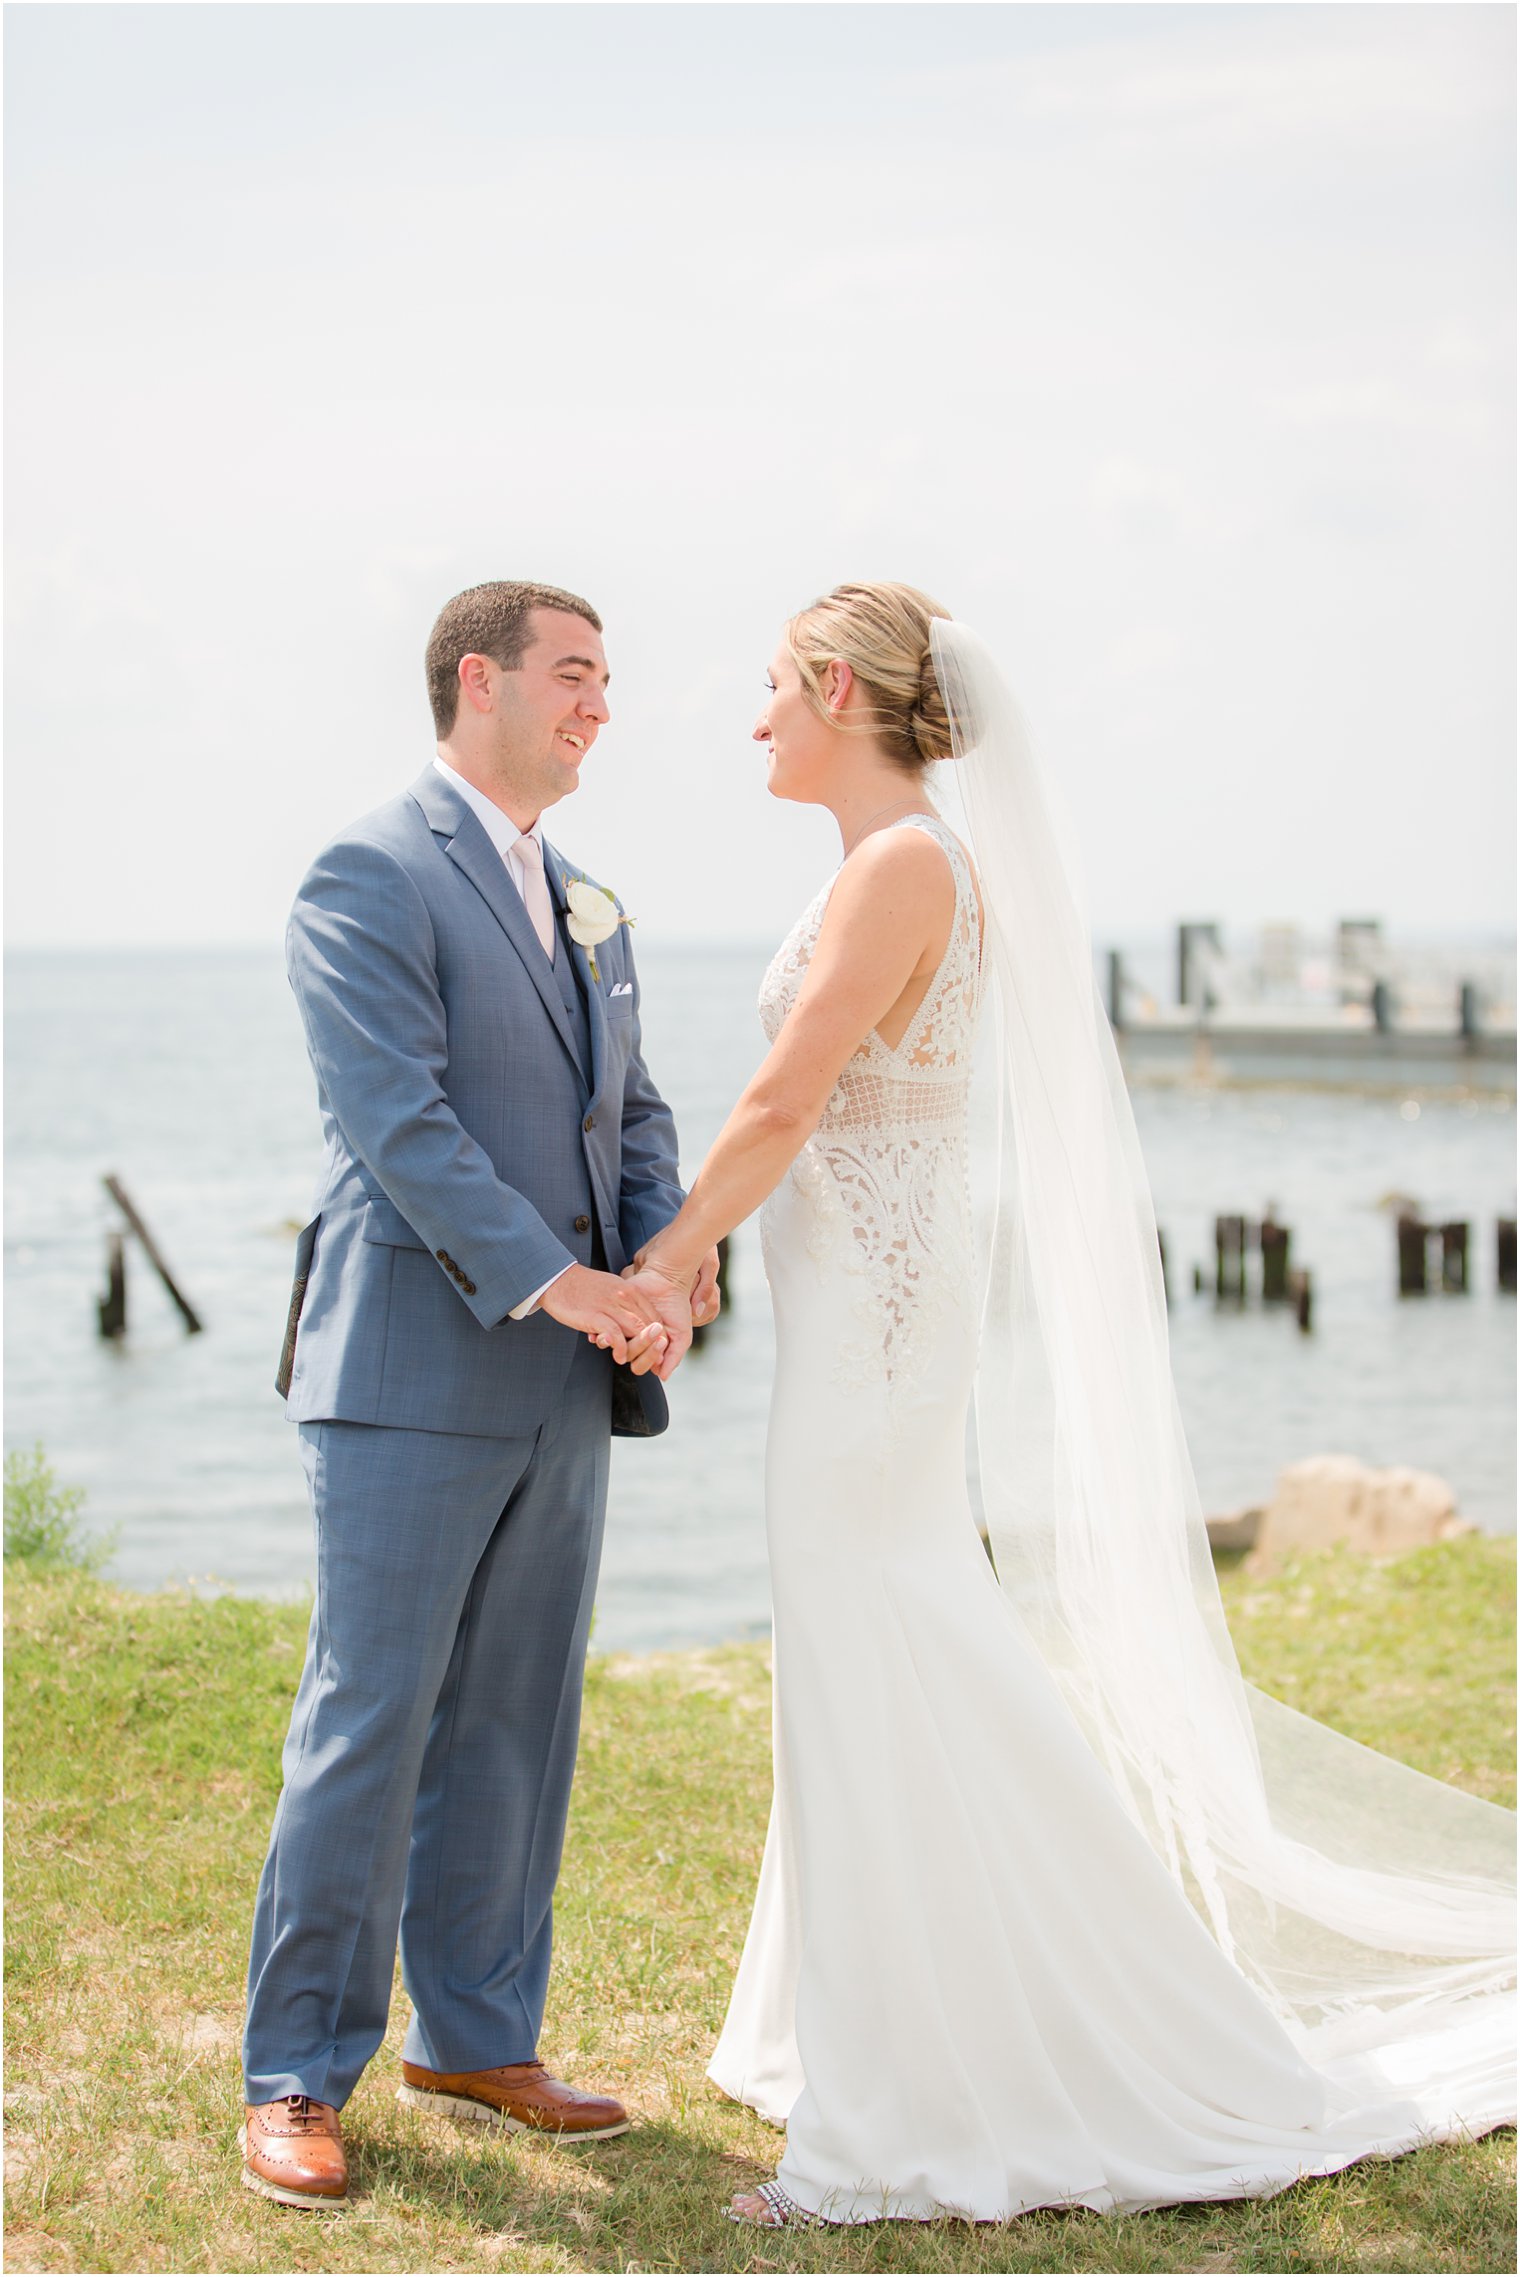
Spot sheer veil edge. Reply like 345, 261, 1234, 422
928, 617, 1514, 2127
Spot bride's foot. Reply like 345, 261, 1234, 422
726, 2179, 816, 2229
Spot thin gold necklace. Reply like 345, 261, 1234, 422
841, 797, 930, 859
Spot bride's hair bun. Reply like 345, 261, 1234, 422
786, 581, 953, 778
911, 645, 954, 767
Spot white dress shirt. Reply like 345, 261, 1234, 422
432, 755, 550, 912
432, 757, 573, 1322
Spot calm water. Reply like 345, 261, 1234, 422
5, 948, 1514, 1650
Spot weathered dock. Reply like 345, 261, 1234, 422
1113, 1012, 1515, 1093
1105, 921, 1516, 1092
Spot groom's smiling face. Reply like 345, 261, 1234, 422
491, 608, 612, 813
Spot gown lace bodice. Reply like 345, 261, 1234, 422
756, 814, 983, 1397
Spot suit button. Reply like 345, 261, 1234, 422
574, 1214, 591, 1234
462, 1279, 477, 1295
583, 1114, 595, 1132
436, 1249, 449, 1264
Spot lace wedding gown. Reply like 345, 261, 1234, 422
708, 813, 1511, 2224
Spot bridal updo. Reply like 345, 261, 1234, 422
786, 582, 954, 776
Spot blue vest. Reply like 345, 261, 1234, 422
549, 906, 592, 1088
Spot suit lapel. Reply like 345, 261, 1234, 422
545, 836, 608, 1106
411, 768, 585, 1084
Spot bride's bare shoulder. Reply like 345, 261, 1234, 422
837, 820, 981, 937
824, 824, 953, 929
840, 821, 955, 891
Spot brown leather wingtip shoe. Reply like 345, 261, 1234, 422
240, 2094, 348, 2211
398, 2057, 630, 2140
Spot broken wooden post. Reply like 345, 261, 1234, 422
1459, 982, 1481, 1041
101, 1174, 203, 1334
1499, 1218, 1517, 1296
1259, 1214, 1291, 1303
1371, 979, 1395, 1033
1215, 1214, 1247, 1304
1288, 1267, 1313, 1334
97, 1230, 127, 1340
1439, 1222, 1470, 1294
1396, 1215, 1429, 1297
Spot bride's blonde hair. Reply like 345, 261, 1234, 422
786, 582, 954, 775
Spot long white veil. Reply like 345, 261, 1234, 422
931, 618, 1514, 2120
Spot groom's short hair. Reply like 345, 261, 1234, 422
427, 580, 603, 735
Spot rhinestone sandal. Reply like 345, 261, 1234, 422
726, 2178, 818, 2229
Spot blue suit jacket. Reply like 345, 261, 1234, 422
280, 764, 685, 1438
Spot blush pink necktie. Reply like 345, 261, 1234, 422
514, 832, 556, 963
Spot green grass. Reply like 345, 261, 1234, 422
5, 1539, 1514, 2274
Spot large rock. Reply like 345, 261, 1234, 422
1206, 1507, 1263, 1555
1247, 1455, 1473, 1572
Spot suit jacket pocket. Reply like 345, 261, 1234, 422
275, 1216, 321, 1398
359, 1195, 431, 1249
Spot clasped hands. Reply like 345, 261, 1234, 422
537, 1245, 720, 1382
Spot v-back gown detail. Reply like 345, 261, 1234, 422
707, 815, 1483, 2224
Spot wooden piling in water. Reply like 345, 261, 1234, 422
1499, 1218, 1517, 1296
1259, 1215, 1291, 1303
1396, 1215, 1429, 1297
1289, 1268, 1313, 1333
97, 1230, 127, 1341
1439, 1222, 1470, 1294
102, 1174, 203, 1334
1215, 1214, 1247, 1304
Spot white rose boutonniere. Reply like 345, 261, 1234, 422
563, 874, 630, 982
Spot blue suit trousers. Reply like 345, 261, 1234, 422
243, 1336, 613, 2106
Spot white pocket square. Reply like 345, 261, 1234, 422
609, 981, 634, 997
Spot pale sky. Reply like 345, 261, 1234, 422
5, 1, 1514, 950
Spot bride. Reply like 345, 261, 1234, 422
624, 582, 1515, 2227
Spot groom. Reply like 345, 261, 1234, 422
242, 581, 709, 2210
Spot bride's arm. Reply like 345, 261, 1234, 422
636, 828, 954, 1292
